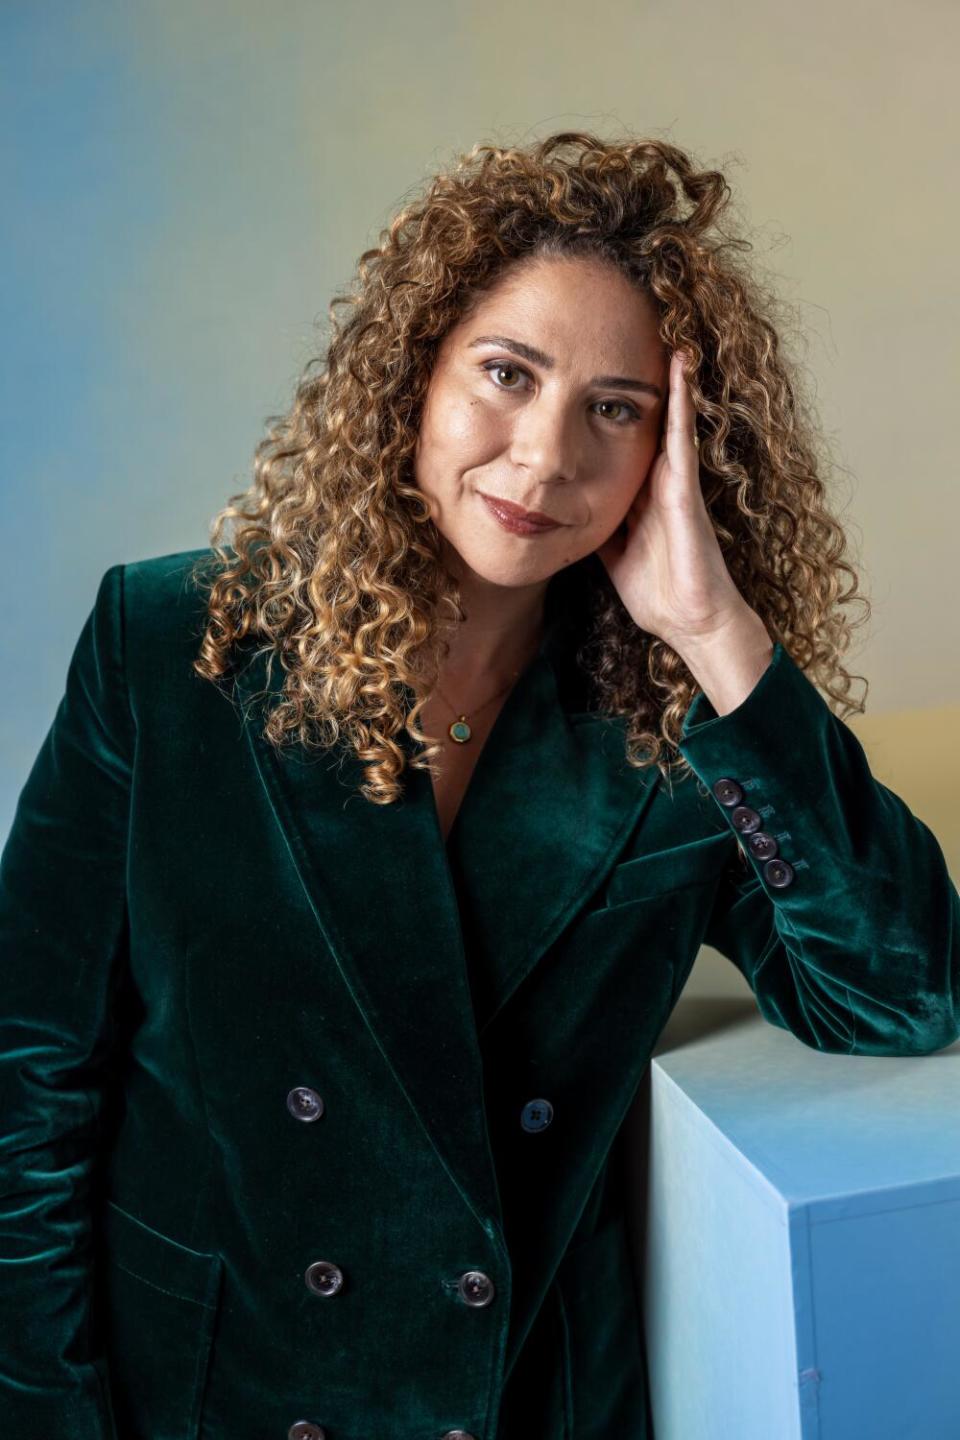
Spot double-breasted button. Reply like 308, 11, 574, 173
713, 777, 743, 807
730, 805, 762, 835
746, 830, 778, 861
457, 1270, 495, 1307
520, 1098, 553, 1133
288, 1423, 325, 1440
287, 1086, 324, 1122
763, 858, 795, 889
304, 1260, 344, 1296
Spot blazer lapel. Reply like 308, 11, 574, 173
232, 607, 661, 1242
445, 636, 663, 1034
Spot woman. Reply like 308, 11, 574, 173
1, 132, 957, 1440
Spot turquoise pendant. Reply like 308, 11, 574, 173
449, 716, 472, 744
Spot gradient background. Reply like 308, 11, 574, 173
2, 0, 957, 1000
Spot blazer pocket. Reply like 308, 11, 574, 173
99, 1197, 223, 1440
555, 1212, 650, 1436
603, 830, 731, 910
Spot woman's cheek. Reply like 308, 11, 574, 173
432, 385, 497, 446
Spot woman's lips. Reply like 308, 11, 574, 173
479, 492, 563, 535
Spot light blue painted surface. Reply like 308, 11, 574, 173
644, 1004, 960, 1438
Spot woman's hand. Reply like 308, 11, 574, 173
594, 349, 752, 651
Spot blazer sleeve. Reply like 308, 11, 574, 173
677, 640, 960, 1057
0, 564, 132, 1437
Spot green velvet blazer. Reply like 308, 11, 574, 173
1, 549, 958, 1440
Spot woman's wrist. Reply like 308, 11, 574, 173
673, 608, 775, 717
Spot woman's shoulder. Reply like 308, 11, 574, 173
117, 546, 231, 693
118, 546, 229, 644
122, 545, 219, 608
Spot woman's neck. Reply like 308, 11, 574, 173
413, 569, 549, 705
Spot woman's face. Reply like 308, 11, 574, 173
413, 253, 669, 591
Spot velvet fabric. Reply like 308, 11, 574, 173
1, 548, 957, 1440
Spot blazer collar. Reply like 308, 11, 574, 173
233, 574, 661, 1243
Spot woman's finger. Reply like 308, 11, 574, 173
662, 350, 697, 462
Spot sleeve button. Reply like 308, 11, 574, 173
746, 831, 778, 861
713, 777, 743, 807
731, 805, 762, 834
764, 858, 795, 888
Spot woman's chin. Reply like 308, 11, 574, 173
454, 546, 573, 591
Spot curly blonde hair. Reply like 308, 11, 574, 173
189, 129, 871, 806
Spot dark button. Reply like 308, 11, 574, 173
457, 1270, 495, 1307
520, 1098, 553, 1133
764, 858, 795, 889
730, 805, 762, 835
746, 830, 778, 861
288, 1424, 325, 1440
287, 1087, 324, 1122
304, 1261, 344, 1297
713, 777, 743, 807
441, 1432, 478, 1439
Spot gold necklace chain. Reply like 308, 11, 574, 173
433, 670, 523, 745
432, 629, 542, 745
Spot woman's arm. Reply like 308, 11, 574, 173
678, 639, 960, 1056
0, 564, 132, 1437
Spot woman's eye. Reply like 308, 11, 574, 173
481, 360, 641, 425
483, 360, 526, 390
594, 399, 638, 424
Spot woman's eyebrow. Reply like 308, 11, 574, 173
466, 333, 664, 400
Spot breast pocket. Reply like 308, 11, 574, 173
601, 830, 733, 910
97, 1197, 223, 1440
